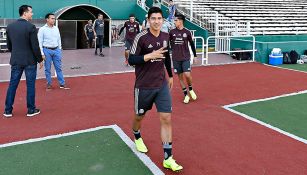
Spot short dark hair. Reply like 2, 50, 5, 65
169, 0, 173, 2
176, 14, 185, 22
19, 5, 32, 17
45, 13, 55, 19
98, 13, 103, 17
147, 7, 163, 18
129, 14, 135, 18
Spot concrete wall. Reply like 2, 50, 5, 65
0, 0, 136, 19
231, 35, 307, 63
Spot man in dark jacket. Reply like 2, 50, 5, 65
3, 5, 43, 118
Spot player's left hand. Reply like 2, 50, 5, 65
193, 57, 198, 64
168, 77, 173, 90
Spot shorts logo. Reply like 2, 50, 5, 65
148, 44, 153, 48
139, 109, 144, 114
188, 68, 191, 70
174, 69, 177, 73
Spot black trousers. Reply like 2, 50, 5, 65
88, 36, 94, 48
96, 35, 103, 52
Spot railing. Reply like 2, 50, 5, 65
193, 36, 207, 65
173, 0, 252, 36
137, 0, 150, 11
206, 35, 256, 65
161, 0, 208, 31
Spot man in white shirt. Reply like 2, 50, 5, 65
38, 13, 69, 90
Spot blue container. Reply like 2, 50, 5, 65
269, 54, 283, 65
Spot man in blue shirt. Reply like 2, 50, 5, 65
38, 13, 69, 90
167, 0, 176, 23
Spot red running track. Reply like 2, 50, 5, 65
1, 63, 307, 175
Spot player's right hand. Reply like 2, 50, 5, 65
144, 47, 167, 62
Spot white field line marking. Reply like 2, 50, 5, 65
0, 70, 135, 83
205, 61, 254, 66
0, 64, 10, 67
0, 124, 164, 175
264, 63, 307, 74
112, 125, 164, 175
223, 90, 307, 144
0, 61, 257, 83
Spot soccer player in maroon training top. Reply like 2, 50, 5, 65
169, 14, 198, 104
128, 7, 183, 172
119, 14, 140, 66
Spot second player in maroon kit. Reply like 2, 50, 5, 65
169, 14, 198, 104
119, 14, 140, 66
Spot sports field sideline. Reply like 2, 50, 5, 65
1, 60, 307, 174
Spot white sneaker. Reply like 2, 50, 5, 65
190, 90, 197, 100
183, 95, 190, 104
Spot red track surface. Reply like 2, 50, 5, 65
1, 63, 307, 175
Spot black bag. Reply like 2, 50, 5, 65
289, 50, 299, 64
240, 52, 251, 60
231, 48, 251, 60
283, 52, 291, 64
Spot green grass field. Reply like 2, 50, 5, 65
280, 64, 307, 72
231, 93, 307, 140
0, 128, 154, 175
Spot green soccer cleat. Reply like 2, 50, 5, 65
189, 90, 197, 100
183, 95, 190, 104
163, 156, 183, 172
135, 138, 148, 153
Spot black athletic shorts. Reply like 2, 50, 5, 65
125, 40, 133, 51
173, 59, 191, 74
134, 81, 172, 116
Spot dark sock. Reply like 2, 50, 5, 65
189, 85, 193, 91
163, 142, 172, 160
100, 48, 103, 53
133, 129, 141, 140
183, 88, 188, 96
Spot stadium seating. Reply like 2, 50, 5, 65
174, 0, 307, 35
